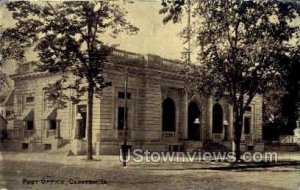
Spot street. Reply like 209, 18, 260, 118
0, 153, 299, 190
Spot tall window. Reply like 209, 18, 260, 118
25, 110, 34, 130
49, 120, 57, 130
26, 121, 34, 130
115, 88, 135, 132
6, 110, 14, 118
244, 106, 252, 135
118, 107, 128, 130
213, 103, 223, 133
76, 105, 87, 139
244, 117, 251, 134
162, 98, 176, 132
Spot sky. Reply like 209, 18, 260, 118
106, 1, 186, 60
0, 0, 187, 63
0, 0, 299, 70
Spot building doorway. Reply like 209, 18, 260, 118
188, 102, 201, 140
213, 103, 223, 134
162, 98, 176, 132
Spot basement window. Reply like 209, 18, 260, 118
44, 144, 52, 150
22, 143, 29, 150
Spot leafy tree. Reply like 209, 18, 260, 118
262, 84, 286, 141
4, 1, 138, 160
0, 25, 9, 91
161, 0, 299, 160
280, 44, 300, 133
0, 71, 7, 92
263, 41, 300, 140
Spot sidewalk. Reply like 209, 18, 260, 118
276, 152, 300, 161
0, 151, 123, 168
0, 151, 228, 170
0, 151, 299, 170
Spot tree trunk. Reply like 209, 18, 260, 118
233, 106, 243, 161
87, 82, 94, 160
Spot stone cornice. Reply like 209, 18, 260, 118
11, 49, 186, 80
10, 72, 54, 80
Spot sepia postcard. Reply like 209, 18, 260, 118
0, 0, 299, 189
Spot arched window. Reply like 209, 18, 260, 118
162, 98, 176, 132
213, 103, 223, 133
188, 102, 201, 140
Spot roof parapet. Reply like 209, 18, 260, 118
15, 49, 184, 75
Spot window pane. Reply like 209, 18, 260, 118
26, 96, 34, 103
245, 106, 252, 112
49, 120, 57, 130
27, 121, 34, 130
76, 105, 87, 139
213, 104, 223, 133
244, 117, 251, 134
118, 92, 131, 99
77, 105, 87, 114
118, 107, 128, 130
6, 111, 12, 117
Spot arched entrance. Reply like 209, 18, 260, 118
213, 103, 223, 133
162, 98, 176, 132
188, 102, 201, 140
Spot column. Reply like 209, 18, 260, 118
75, 119, 80, 139
207, 96, 213, 140
22, 120, 27, 139
183, 91, 188, 139
44, 119, 49, 138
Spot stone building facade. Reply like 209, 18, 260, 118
0, 90, 14, 137
7, 50, 264, 154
